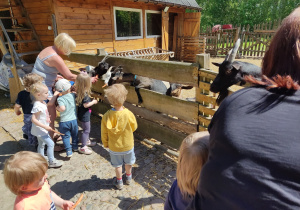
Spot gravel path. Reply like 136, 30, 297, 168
0, 108, 177, 210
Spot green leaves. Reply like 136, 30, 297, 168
195, 0, 299, 32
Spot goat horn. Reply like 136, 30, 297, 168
225, 49, 233, 61
228, 38, 241, 63
102, 84, 107, 88
99, 54, 108, 65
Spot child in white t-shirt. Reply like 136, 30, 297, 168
31, 82, 63, 168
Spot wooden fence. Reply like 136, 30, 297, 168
63, 53, 237, 149
200, 20, 282, 58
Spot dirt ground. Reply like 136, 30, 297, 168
178, 57, 263, 100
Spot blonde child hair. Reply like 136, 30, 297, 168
177, 131, 209, 199
75, 73, 92, 106
4, 151, 48, 195
22, 73, 43, 91
30, 82, 47, 97
104, 84, 128, 107
54, 33, 76, 56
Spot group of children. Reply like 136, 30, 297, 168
14, 72, 99, 168
5, 71, 208, 209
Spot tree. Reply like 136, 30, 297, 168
195, 0, 299, 32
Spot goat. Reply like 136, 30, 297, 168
167, 83, 194, 97
210, 39, 262, 104
107, 71, 167, 104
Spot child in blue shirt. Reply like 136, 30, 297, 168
54, 79, 78, 158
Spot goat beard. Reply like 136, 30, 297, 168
216, 89, 229, 105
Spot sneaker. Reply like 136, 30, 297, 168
126, 176, 132, 185
66, 150, 73, 158
72, 148, 79, 152
43, 156, 49, 162
48, 159, 63, 168
112, 177, 123, 190
86, 140, 97, 147
79, 146, 92, 155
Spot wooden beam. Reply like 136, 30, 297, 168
64, 53, 199, 86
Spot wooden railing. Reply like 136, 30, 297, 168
63, 53, 243, 149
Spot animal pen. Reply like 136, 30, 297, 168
63, 53, 242, 149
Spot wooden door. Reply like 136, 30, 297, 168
183, 12, 201, 37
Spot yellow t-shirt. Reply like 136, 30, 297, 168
101, 107, 137, 152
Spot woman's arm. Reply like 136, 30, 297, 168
51, 191, 74, 210
47, 55, 77, 81
31, 112, 52, 131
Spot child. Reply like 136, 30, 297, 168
164, 131, 209, 210
31, 82, 63, 168
55, 78, 79, 158
101, 84, 138, 189
4, 151, 74, 209
75, 72, 98, 155
14, 73, 43, 146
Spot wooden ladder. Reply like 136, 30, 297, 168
0, 0, 43, 102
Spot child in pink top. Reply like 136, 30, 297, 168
4, 151, 74, 210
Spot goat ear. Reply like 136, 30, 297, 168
232, 63, 241, 71
212, 62, 221, 67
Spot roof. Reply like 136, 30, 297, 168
138, 0, 201, 11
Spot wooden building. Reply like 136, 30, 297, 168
0, 0, 202, 66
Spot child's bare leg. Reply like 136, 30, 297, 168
115, 166, 122, 179
125, 164, 132, 175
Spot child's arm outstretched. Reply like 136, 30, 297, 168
83, 99, 98, 108
47, 91, 60, 107
51, 191, 74, 210
14, 104, 22, 115
32, 112, 52, 131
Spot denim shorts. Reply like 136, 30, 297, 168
109, 149, 136, 168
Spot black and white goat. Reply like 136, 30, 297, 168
210, 39, 262, 104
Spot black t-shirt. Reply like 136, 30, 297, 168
15, 90, 34, 114
77, 95, 91, 122
187, 86, 300, 210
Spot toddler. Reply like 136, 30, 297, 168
4, 151, 73, 209
31, 82, 63, 168
164, 131, 209, 210
101, 84, 138, 189
14, 73, 43, 146
75, 72, 98, 155
55, 78, 79, 158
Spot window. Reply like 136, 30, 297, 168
145, 10, 162, 37
114, 7, 143, 40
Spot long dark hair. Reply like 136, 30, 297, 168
246, 7, 300, 90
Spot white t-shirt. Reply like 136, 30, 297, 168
31, 101, 50, 137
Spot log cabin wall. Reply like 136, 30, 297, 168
8, 0, 186, 67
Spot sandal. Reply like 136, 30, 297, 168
54, 145, 65, 152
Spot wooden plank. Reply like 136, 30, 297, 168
172, 16, 178, 52
59, 18, 111, 25
199, 104, 216, 116
63, 53, 199, 86
91, 100, 187, 149
161, 11, 169, 51
58, 12, 111, 21
56, 7, 110, 15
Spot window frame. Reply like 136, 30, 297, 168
113, 6, 143, 40
145, 10, 162, 38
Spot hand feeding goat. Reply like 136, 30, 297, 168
210, 39, 262, 104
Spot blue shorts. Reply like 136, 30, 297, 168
109, 149, 136, 168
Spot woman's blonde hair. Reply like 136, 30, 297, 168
22, 73, 44, 91
75, 73, 92, 106
104, 84, 128, 107
30, 82, 47, 98
177, 131, 209, 199
54, 33, 76, 55
4, 151, 48, 195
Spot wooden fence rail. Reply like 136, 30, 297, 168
64, 53, 243, 148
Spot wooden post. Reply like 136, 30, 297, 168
162, 10, 169, 52
196, 53, 210, 69
8, 44, 23, 102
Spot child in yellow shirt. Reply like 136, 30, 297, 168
101, 84, 137, 189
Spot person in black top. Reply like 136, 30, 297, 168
187, 7, 300, 210
14, 73, 43, 145
75, 73, 98, 155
